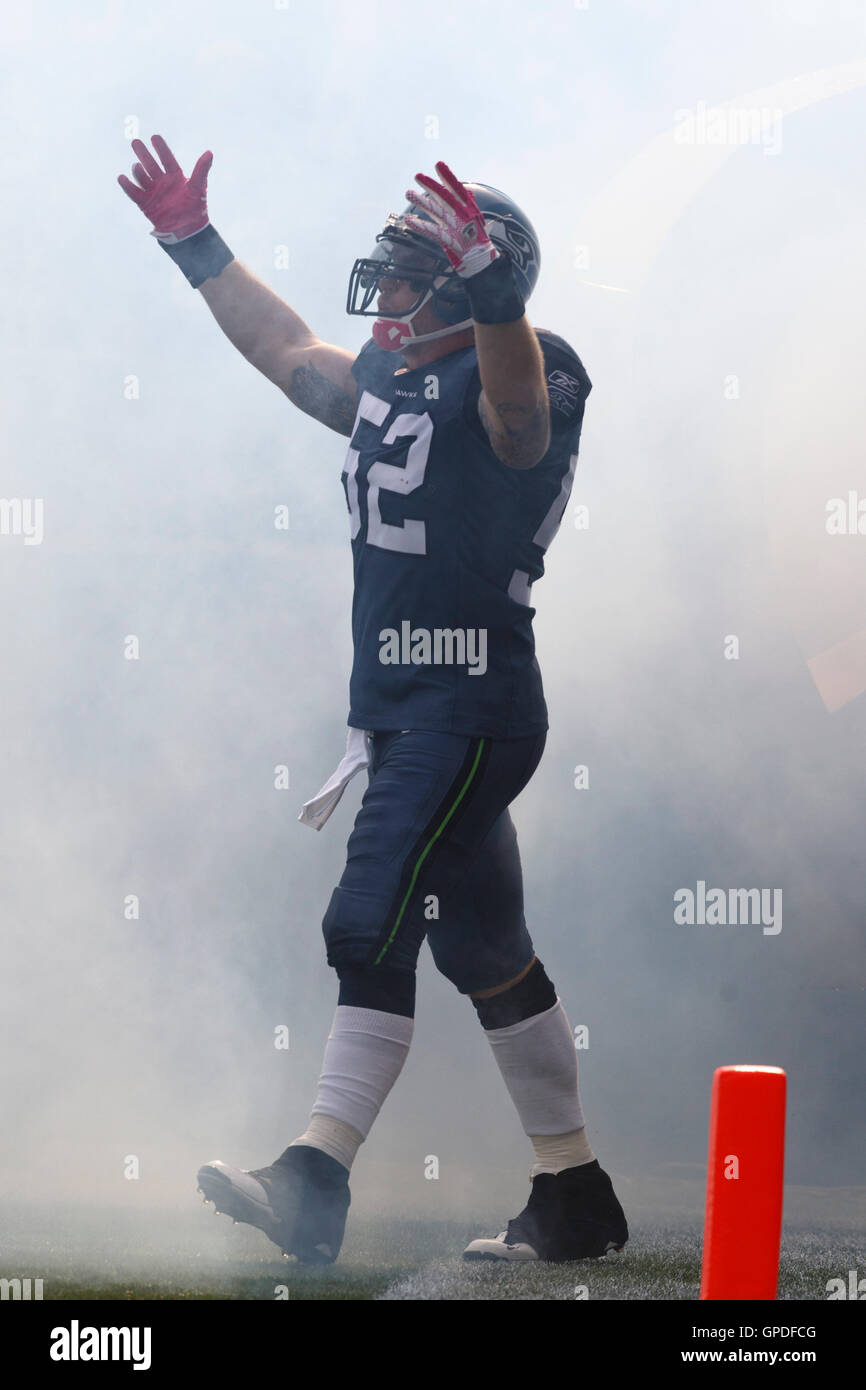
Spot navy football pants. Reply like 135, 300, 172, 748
322, 728, 547, 995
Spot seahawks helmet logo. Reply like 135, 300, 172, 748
484, 216, 538, 277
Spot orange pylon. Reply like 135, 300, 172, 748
700, 1065, 786, 1300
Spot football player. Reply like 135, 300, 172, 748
119, 138, 628, 1266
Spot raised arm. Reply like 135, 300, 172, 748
404, 160, 551, 469
473, 317, 550, 471
197, 262, 358, 437
118, 135, 358, 438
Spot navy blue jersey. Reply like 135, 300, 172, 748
340, 328, 591, 738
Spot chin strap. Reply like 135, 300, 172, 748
372, 279, 472, 352
373, 315, 473, 350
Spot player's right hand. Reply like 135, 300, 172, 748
117, 134, 213, 243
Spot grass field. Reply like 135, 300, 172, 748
1, 1182, 863, 1301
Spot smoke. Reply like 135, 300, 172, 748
1, 0, 864, 1276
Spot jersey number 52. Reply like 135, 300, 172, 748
342, 390, 433, 555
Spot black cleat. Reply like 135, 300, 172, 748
197, 1144, 351, 1265
463, 1160, 628, 1262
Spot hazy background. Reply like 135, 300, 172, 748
1, 0, 864, 1241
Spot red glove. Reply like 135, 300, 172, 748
404, 161, 498, 279
118, 134, 213, 243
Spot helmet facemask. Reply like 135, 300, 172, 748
348, 185, 541, 351
347, 213, 473, 351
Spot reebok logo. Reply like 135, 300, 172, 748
547, 368, 581, 417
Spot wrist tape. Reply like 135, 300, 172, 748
155, 223, 235, 288
464, 253, 525, 324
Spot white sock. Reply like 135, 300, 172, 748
529, 1127, 596, 1178
483, 998, 591, 1169
290, 1112, 365, 1171
290, 1006, 413, 1169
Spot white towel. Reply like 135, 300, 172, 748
298, 726, 373, 831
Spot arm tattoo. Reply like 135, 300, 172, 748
479, 392, 551, 469
289, 361, 357, 437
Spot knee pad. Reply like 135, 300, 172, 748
336, 964, 416, 1019
471, 958, 556, 1029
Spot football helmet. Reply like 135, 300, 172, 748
347, 182, 541, 351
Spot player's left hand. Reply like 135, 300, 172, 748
404, 162, 499, 279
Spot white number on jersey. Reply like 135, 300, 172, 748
343, 390, 433, 556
